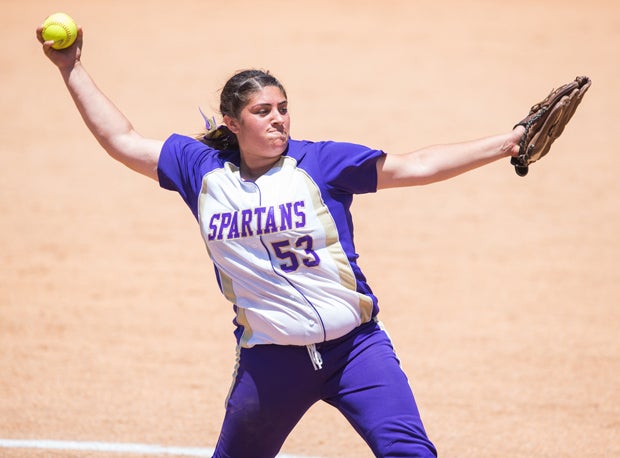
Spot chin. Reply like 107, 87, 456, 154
272, 137, 289, 150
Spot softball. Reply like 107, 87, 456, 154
41, 13, 78, 50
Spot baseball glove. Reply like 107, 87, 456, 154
511, 76, 591, 176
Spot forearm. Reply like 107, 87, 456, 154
377, 128, 523, 189
61, 62, 132, 149
410, 133, 517, 180
59, 62, 161, 178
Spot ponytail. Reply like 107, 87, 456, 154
195, 108, 238, 150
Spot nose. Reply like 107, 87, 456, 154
272, 109, 284, 124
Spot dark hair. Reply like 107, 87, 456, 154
198, 69, 287, 150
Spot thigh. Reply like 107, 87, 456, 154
213, 344, 321, 458
323, 323, 437, 457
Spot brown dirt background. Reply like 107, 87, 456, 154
1, 1, 618, 457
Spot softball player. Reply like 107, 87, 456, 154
38, 26, 525, 458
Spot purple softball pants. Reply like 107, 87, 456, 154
212, 320, 437, 458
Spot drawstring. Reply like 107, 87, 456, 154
306, 343, 323, 371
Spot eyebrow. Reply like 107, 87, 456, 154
249, 100, 288, 110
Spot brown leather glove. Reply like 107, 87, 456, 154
511, 76, 592, 176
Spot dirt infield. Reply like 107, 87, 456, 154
1, 1, 618, 457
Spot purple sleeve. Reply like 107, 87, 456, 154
314, 141, 385, 194
157, 134, 220, 219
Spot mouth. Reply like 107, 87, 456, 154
268, 128, 288, 138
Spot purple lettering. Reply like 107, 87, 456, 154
208, 214, 220, 241
227, 212, 240, 239
293, 201, 306, 228
217, 213, 232, 240
254, 207, 266, 235
279, 202, 293, 231
264, 207, 277, 234
241, 209, 254, 237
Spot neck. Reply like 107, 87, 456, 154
240, 157, 281, 181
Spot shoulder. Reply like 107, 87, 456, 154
287, 138, 384, 166
286, 138, 378, 158
161, 134, 239, 170
158, 133, 240, 191
286, 138, 385, 194
163, 134, 219, 160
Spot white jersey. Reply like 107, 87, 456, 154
158, 134, 384, 347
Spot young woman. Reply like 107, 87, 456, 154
37, 26, 524, 458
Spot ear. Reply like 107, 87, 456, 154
224, 115, 240, 134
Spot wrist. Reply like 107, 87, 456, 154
502, 126, 525, 157
59, 59, 82, 80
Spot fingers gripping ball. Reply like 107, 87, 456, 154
41, 13, 78, 50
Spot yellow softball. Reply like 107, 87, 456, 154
41, 13, 78, 50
